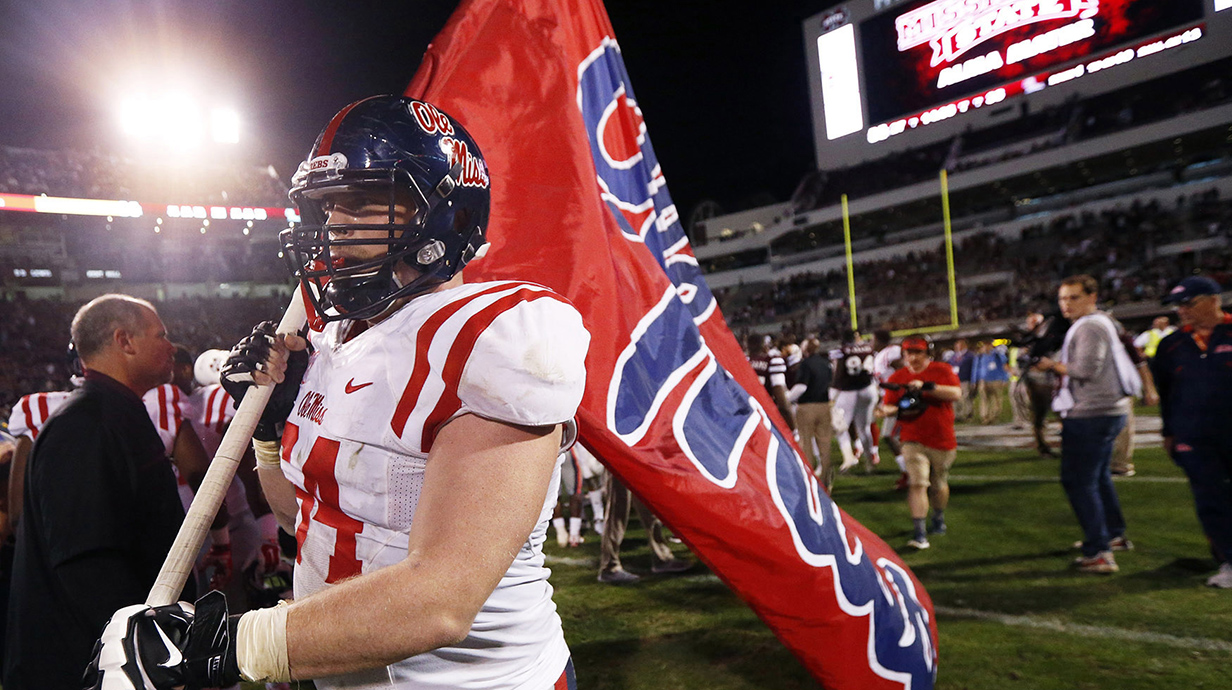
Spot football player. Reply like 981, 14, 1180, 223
829, 329, 878, 474
142, 347, 235, 592
88, 96, 588, 690
4, 390, 75, 538
746, 333, 796, 433
871, 329, 908, 487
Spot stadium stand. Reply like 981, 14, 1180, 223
0, 146, 289, 207
700, 55, 1232, 345
0, 147, 294, 424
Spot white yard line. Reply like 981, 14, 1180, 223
947, 474, 1187, 483
544, 554, 598, 567
935, 606, 1232, 652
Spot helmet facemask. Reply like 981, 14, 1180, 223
285, 166, 464, 322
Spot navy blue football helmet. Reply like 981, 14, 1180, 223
283, 95, 491, 322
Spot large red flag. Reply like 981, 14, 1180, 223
407, 1, 938, 687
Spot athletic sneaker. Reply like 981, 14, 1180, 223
1073, 551, 1118, 574
928, 519, 947, 536
907, 536, 930, 550
651, 558, 694, 574
598, 568, 641, 585
1071, 536, 1133, 552
1206, 563, 1232, 589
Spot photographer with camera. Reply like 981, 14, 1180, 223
1012, 310, 1070, 456
878, 336, 962, 550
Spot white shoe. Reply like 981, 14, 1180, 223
907, 537, 930, 550
1207, 563, 1232, 589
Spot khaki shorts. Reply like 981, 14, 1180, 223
903, 442, 956, 489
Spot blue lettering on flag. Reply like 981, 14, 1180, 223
577, 38, 716, 325
582, 37, 935, 688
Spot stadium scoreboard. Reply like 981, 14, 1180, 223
805, 0, 1232, 169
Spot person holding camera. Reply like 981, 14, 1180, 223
879, 336, 962, 550
1013, 310, 1070, 456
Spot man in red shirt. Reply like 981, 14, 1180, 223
880, 336, 962, 550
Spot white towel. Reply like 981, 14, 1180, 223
1052, 312, 1142, 417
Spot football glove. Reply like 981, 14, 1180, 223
220, 321, 310, 442
244, 541, 294, 609
83, 590, 239, 690
201, 543, 234, 591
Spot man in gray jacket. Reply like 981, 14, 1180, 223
1038, 275, 1141, 574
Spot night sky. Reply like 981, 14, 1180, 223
0, 0, 840, 221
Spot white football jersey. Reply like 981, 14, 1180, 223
183, 384, 236, 457
7, 391, 74, 440
873, 344, 903, 385
143, 384, 185, 457
182, 383, 262, 567
280, 281, 589, 690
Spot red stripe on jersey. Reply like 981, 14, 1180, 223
21, 396, 36, 440
419, 290, 572, 452
204, 387, 219, 429
205, 387, 224, 433
157, 385, 169, 430
216, 391, 232, 434
171, 386, 183, 432
280, 421, 306, 561
389, 284, 534, 438
36, 392, 49, 422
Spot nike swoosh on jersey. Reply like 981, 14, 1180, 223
345, 379, 374, 394
155, 620, 184, 668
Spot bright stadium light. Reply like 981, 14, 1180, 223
211, 108, 240, 144
163, 92, 205, 150
116, 91, 240, 150
118, 97, 151, 138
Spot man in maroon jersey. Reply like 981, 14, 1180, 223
746, 333, 795, 433
830, 329, 878, 474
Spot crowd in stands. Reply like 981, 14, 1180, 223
719, 190, 1232, 341
0, 294, 287, 420
788, 57, 1232, 216
0, 146, 289, 207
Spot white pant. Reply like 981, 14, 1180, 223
833, 383, 879, 469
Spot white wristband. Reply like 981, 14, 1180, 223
253, 438, 282, 471
237, 601, 291, 682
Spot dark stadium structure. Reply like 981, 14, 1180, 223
696, 0, 1232, 346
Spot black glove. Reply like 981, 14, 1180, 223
220, 321, 310, 442
83, 590, 240, 690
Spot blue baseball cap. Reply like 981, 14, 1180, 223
1162, 276, 1222, 305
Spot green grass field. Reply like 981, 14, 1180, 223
547, 438, 1232, 689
